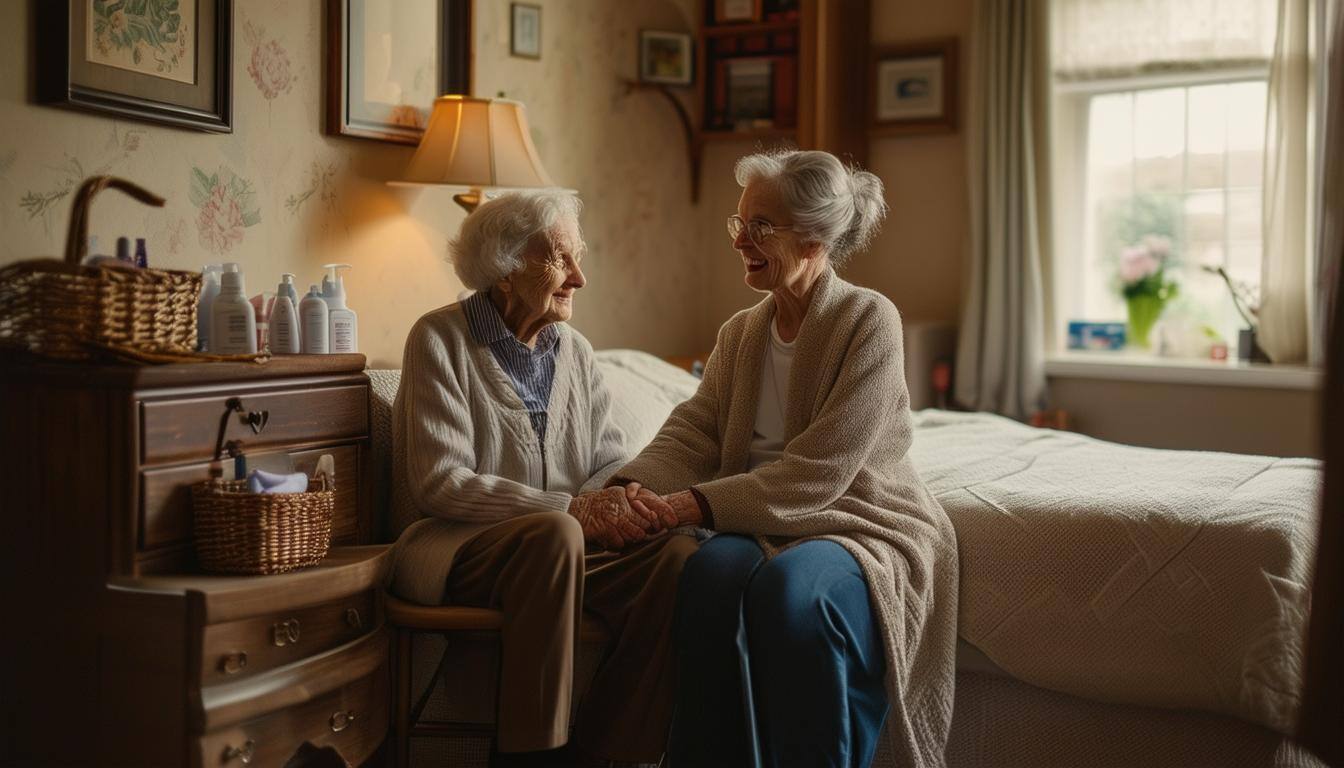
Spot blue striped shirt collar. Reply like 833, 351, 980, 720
463, 291, 560, 353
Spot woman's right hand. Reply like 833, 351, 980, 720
568, 487, 650, 550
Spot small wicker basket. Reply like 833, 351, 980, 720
192, 476, 335, 575
0, 175, 223, 363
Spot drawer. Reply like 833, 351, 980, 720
140, 444, 363, 551
141, 384, 368, 465
201, 590, 378, 686
197, 661, 389, 768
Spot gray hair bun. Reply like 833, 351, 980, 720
733, 150, 889, 267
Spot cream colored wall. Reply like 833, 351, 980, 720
0, 0, 699, 368
691, 0, 974, 349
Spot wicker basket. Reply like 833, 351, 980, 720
0, 175, 205, 362
192, 477, 335, 575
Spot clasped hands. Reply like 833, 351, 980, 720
566, 483, 699, 550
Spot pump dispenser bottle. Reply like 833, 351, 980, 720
196, 264, 222, 351
270, 274, 301, 354
299, 284, 330, 354
321, 263, 358, 353
210, 263, 258, 354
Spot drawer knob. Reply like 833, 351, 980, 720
344, 607, 363, 630
271, 618, 301, 647
218, 652, 248, 675
223, 739, 255, 764
329, 709, 357, 733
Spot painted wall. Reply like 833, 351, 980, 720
0, 0, 700, 368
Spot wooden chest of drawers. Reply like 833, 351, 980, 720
0, 354, 390, 767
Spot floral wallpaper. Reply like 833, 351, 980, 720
0, 0, 704, 366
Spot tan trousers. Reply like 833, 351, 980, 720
446, 510, 699, 761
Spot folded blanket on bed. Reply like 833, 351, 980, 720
909, 409, 1320, 734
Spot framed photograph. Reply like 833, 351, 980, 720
870, 39, 958, 136
640, 31, 693, 86
727, 57, 773, 128
327, 0, 472, 145
716, 0, 763, 23
35, 0, 233, 132
511, 3, 541, 59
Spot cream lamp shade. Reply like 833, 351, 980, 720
389, 96, 569, 211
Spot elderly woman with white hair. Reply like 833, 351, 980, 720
612, 150, 958, 768
389, 190, 697, 768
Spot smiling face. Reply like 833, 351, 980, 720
733, 181, 815, 294
505, 214, 587, 326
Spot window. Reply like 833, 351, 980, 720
1050, 0, 1277, 358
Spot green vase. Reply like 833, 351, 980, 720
1126, 294, 1166, 349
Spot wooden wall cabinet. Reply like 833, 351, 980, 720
1, 354, 389, 767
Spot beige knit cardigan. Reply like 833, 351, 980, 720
616, 268, 959, 767
387, 303, 630, 606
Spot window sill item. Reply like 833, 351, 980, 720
1045, 351, 1322, 391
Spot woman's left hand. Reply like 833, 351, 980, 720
623, 482, 680, 530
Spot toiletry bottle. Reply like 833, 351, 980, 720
196, 265, 223, 351
115, 236, 133, 265
299, 285, 330, 354
210, 263, 258, 354
249, 292, 275, 351
134, 238, 148, 268
321, 263, 359, 353
270, 274, 302, 354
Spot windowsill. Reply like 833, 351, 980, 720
1045, 351, 1322, 390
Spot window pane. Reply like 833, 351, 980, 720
1187, 84, 1228, 190
1226, 188, 1261, 243
1184, 190, 1225, 245
1227, 81, 1267, 187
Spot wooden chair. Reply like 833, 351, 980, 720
386, 594, 611, 768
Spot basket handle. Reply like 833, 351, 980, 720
63, 176, 166, 266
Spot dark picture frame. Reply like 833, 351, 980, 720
510, 3, 541, 59
35, 0, 233, 132
639, 30, 693, 86
726, 57, 774, 129
326, 0, 472, 145
869, 38, 959, 137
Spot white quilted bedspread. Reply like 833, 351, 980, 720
909, 409, 1321, 733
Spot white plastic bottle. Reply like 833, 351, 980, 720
196, 264, 223, 351
321, 263, 359, 353
270, 275, 301, 355
211, 263, 258, 355
299, 284, 330, 354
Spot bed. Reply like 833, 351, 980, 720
368, 348, 1324, 767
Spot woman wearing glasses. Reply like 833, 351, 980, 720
612, 150, 958, 767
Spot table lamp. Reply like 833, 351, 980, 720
389, 96, 569, 211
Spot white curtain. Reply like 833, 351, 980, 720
1053, 0, 1276, 80
1260, 0, 1312, 363
1312, 0, 1344, 366
955, 0, 1049, 420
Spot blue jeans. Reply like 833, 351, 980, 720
667, 535, 889, 768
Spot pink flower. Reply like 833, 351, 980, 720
1119, 245, 1160, 283
248, 40, 293, 100
196, 184, 245, 255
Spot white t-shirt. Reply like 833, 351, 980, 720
748, 319, 796, 469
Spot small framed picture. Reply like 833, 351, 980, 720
511, 3, 541, 59
727, 57, 773, 128
870, 39, 958, 136
640, 31, 693, 86
716, 0, 762, 23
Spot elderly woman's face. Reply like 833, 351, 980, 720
507, 215, 586, 324
734, 181, 808, 293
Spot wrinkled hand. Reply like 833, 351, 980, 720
568, 487, 649, 550
623, 482, 679, 530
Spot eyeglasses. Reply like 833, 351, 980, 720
727, 215, 793, 246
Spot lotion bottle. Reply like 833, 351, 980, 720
270, 274, 301, 355
299, 284, 330, 354
196, 265, 222, 351
321, 263, 358, 353
210, 263, 258, 355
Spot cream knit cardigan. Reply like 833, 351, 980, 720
616, 268, 959, 767
387, 302, 629, 606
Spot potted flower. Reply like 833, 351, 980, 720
1118, 235, 1178, 349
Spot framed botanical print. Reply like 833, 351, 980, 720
327, 0, 472, 145
639, 31, 693, 86
35, 0, 233, 132
510, 3, 541, 59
